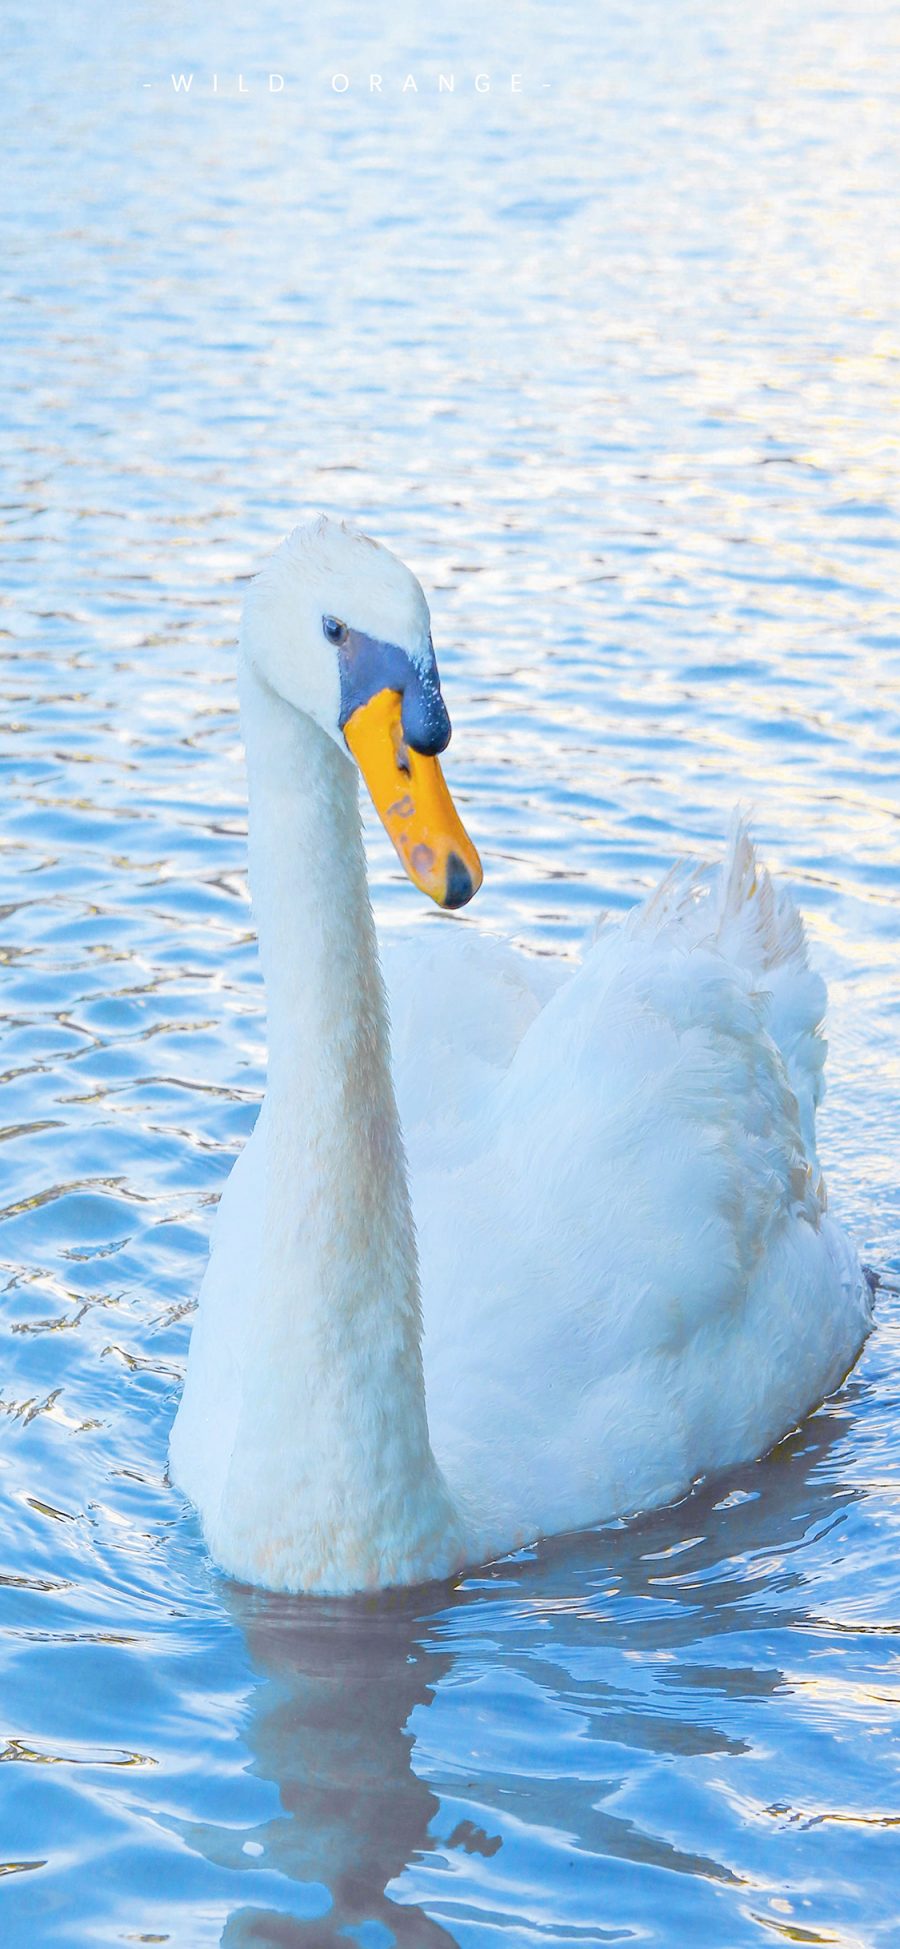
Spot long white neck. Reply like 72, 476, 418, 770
218, 657, 463, 1593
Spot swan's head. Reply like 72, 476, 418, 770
242, 516, 483, 911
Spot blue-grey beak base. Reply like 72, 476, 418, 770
337, 627, 451, 756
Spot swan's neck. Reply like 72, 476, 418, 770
228, 658, 461, 1592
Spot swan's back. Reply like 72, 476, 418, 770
389, 821, 870, 1559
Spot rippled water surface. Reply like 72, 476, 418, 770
3, 3, 900, 1943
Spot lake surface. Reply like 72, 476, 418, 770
2, 2, 899, 1942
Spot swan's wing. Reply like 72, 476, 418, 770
413, 826, 869, 1555
381, 923, 571, 1169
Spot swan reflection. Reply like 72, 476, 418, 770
219, 1584, 457, 1946
214, 1394, 864, 1944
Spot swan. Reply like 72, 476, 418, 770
169, 515, 872, 1594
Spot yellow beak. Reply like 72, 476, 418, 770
344, 689, 483, 909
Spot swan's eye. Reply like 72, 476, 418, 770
322, 615, 349, 647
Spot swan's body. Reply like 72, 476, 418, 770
169, 519, 871, 1593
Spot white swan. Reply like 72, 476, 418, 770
169, 516, 871, 1594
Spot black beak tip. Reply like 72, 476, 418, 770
443, 852, 476, 910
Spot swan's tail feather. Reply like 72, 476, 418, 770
714, 815, 828, 1177
625, 817, 827, 1178
625, 817, 807, 974
714, 814, 808, 974
624, 856, 707, 943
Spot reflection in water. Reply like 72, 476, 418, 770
219, 1589, 456, 1946
205, 1399, 867, 1944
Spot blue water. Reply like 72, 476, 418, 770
2, 3, 899, 1942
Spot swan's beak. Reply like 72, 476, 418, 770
344, 689, 483, 910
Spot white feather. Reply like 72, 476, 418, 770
169, 523, 871, 1593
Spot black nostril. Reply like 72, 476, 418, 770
443, 852, 475, 909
